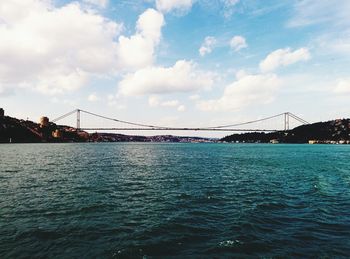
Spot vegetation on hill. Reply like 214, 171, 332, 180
0, 116, 42, 143
0, 115, 87, 143
0, 114, 213, 143
2, 112, 350, 144
221, 119, 350, 143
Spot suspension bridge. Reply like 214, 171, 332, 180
52, 109, 309, 133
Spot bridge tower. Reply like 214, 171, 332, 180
76, 109, 81, 131
52, 108, 309, 132
284, 112, 290, 131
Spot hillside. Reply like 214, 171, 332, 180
0, 116, 42, 143
0, 115, 88, 143
221, 119, 350, 144
3, 112, 350, 144
0, 114, 214, 143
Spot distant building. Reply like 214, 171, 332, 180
0, 108, 4, 117
270, 139, 279, 144
52, 129, 62, 138
39, 116, 49, 128
308, 140, 318, 144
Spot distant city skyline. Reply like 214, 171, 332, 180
1, 0, 350, 137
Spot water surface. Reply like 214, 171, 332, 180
1, 143, 350, 257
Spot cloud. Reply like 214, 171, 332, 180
156, 0, 193, 14
197, 73, 281, 111
287, 1, 350, 57
148, 95, 161, 107
312, 29, 350, 57
83, 0, 109, 8
106, 94, 126, 109
259, 48, 311, 73
116, 8, 164, 70
223, 0, 239, 6
0, 1, 165, 95
230, 35, 247, 52
36, 68, 89, 95
177, 105, 186, 112
119, 60, 214, 96
87, 93, 100, 102
161, 100, 180, 107
0, 84, 14, 97
148, 95, 185, 112
189, 94, 200, 100
221, 0, 240, 18
0, 0, 123, 95
334, 78, 350, 94
199, 36, 217, 56
149, 96, 179, 107
287, 0, 350, 28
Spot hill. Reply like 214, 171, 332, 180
0, 115, 88, 143
0, 113, 214, 143
221, 119, 350, 144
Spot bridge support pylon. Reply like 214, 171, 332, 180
76, 109, 80, 131
284, 112, 290, 131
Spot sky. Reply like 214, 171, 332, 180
1, 0, 350, 137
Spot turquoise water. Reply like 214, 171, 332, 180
1, 143, 350, 258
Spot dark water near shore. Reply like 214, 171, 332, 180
1, 143, 350, 258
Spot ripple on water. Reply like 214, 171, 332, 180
1, 143, 350, 258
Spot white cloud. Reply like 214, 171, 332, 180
116, 8, 164, 70
0, 0, 123, 95
287, 0, 350, 28
161, 100, 179, 107
331, 37, 350, 54
0, 84, 13, 96
148, 96, 185, 111
0, 1, 166, 95
314, 31, 350, 57
177, 105, 186, 112
119, 60, 214, 96
230, 36, 247, 52
235, 69, 248, 79
83, 0, 108, 8
137, 8, 164, 43
259, 48, 311, 73
148, 95, 161, 107
222, 0, 240, 18
105, 94, 126, 109
199, 36, 216, 56
189, 94, 200, 100
36, 68, 89, 95
287, 1, 350, 57
197, 73, 281, 111
223, 0, 239, 6
87, 93, 100, 102
334, 78, 350, 94
156, 0, 193, 14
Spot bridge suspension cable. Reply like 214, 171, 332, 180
79, 109, 171, 129
202, 113, 287, 129
288, 112, 309, 125
52, 109, 309, 131
52, 109, 78, 123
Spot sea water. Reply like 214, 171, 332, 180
1, 143, 350, 257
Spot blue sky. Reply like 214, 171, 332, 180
1, 0, 350, 137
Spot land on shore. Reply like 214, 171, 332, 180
1, 112, 350, 144
222, 119, 350, 144
0, 114, 214, 143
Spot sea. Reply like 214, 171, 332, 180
1, 143, 350, 258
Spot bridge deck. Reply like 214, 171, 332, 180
80, 128, 278, 132
52, 109, 308, 132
